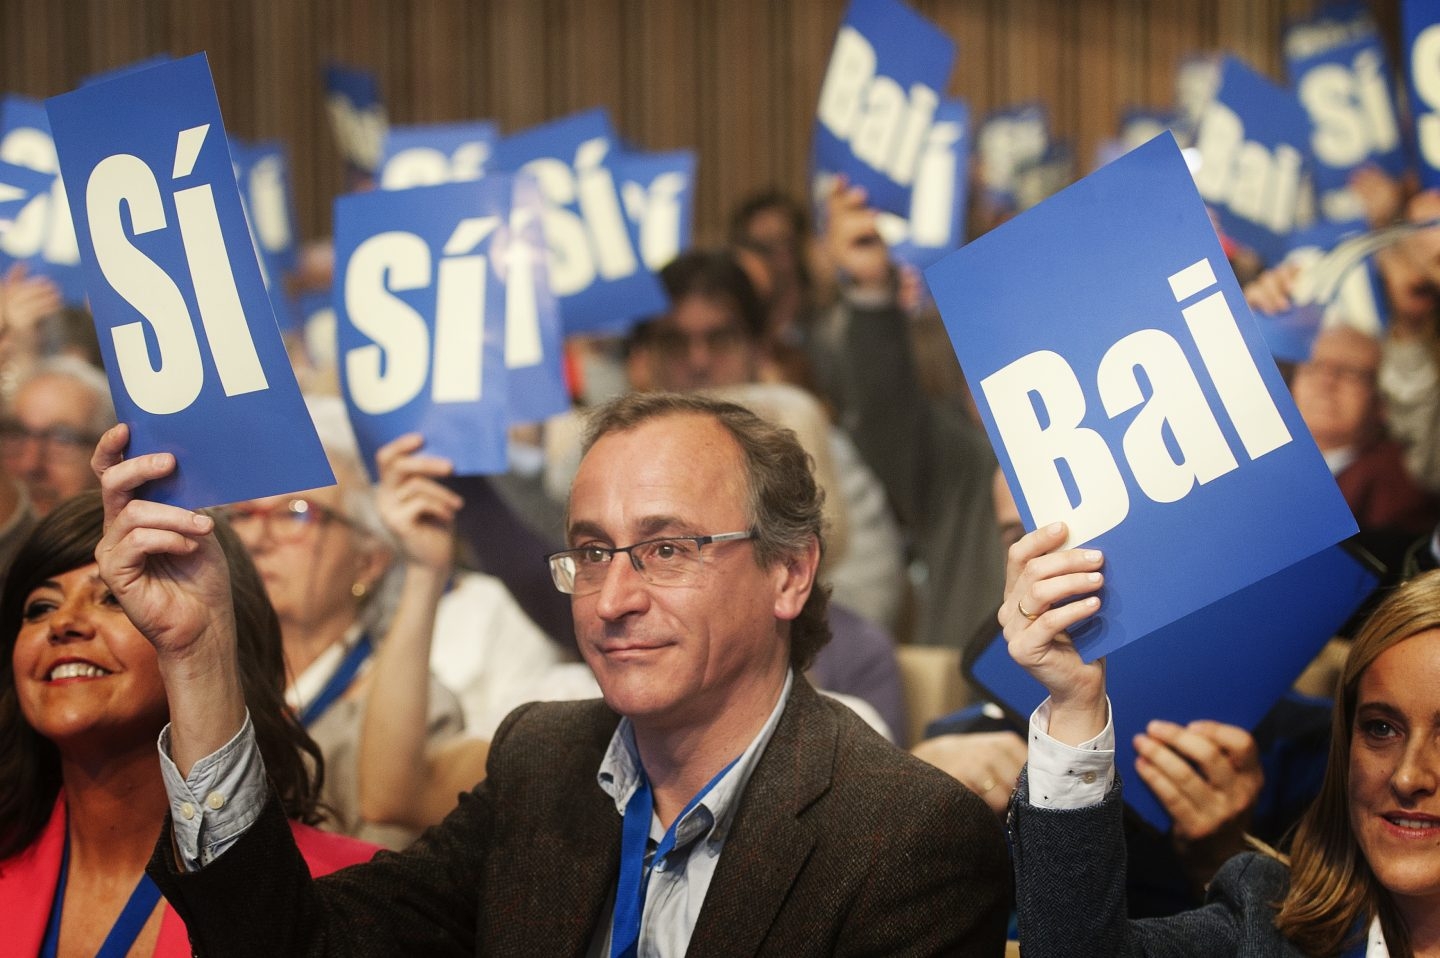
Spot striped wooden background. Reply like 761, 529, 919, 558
0, 0, 1398, 245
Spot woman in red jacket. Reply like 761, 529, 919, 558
0, 492, 377, 957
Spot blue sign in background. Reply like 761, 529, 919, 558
1289, 33, 1405, 222
968, 542, 1378, 831
334, 177, 513, 478
379, 121, 501, 190
616, 148, 696, 273
883, 97, 969, 271
0, 96, 86, 303
1403, 0, 1440, 190
975, 102, 1049, 211
233, 139, 301, 333
47, 53, 333, 507
324, 63, 387, 176
926, 134, 1356, 661
1191, 57, 1314, 265
1252, 220, 1382, 363
502, 174, 568, 426
812, 0, 956, 217
0, 160, 54, 228
493, 109, 667, 336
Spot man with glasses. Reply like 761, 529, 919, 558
100, 391, 1009, 957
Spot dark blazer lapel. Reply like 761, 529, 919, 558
497, 704, 624, 956
685, 679, 836, 958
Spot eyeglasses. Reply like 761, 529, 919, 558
650, 326, 747, 357
0, 421, 99, 465
214, 498, 359, 544
546, 531, 754, 595
1296, 359, 1376, 389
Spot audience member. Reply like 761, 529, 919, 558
0, 356, 114, 518
97, 392, 1010, 956
0, 492, 375, 956
1002, 523, 1440, 956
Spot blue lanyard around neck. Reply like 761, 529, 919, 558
298, 633, 373, 728
608, 755, 740, 958
41, 830, 163, 958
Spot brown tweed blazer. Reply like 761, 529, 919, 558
151, 677, 1011, 956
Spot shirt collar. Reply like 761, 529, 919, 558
597, 669, 795, 851
1323, 445, 1358, 476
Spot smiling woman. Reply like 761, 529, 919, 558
0, 492, 376, 957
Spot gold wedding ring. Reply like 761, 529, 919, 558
1017, 599, 1038, 621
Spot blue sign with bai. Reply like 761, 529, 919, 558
492, 109, 667, 336
233, 139, 301, 333
1403, 0, 1440, 190
46, 53, 333, 507
378, 121, 500, 190
334, 177, 516, 478
617, 149, 696, 274
1290, 33, 1405, 223
925, 133, 1356, 661
1191, 57, 1313, 265
876, 97, 969, 270
812, 0, 956, 217
0, 97, 85, 303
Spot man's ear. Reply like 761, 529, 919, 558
772, 536, 820, 623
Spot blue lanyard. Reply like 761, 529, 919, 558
298, 633, 373, 728
41, 830, 164, 958
609, 756, 740, 958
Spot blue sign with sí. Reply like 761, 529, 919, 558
1403, 0, 1440, 190
378, 121, 501, 190
925, 133, 1356, 661
492, 109, 667, 336
878, 97, 969, 270
501, 174, 568, 426
1284, 1, 1376, 62
333, 177, 514, 478
46, 53, 334, 507
812, 0, 956, 217
1191, 57, 1313, 265
0, 97, 86, 303
324, 63, 387, 175
233, 139, 300, 333
0, 160, 54, 231
1290, 34, 1405, 222
967, 542, 1378, 831
617, 148, 696, 273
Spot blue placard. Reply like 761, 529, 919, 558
333, 178, 513, 478
616, 149, 697, 273
1284, 2, 1377, 62
1404, 0, 1440, 190
1191, 57, 1314, 265
492, 109, 667, 336
967, 542, 1379, 831
324, 63, 387, 176
378, 121, 501, 190
232, 139, 300, 333
0, 160, 54, 231
812, 0, 957, 217
0, 97, 86, 303
876, 98, 969, 270
47, 53, 334, 507
502, 174, 568, 426
1253, 220, 1383, 363
925, 133, 1356, 661
976, 103, 1049, 211
1290, 34, 1405, 222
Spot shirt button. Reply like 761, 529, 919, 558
1081, 771, 1097, 785
179, 802, 196, 821
206, 791, 226, 810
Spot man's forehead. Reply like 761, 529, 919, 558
14, 376, 97, 424
570, 414, 748, 521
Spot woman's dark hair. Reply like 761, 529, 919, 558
659, 249, 768, 342
0, 492, 326, 859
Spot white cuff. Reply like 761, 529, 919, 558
158, 711, 268, 870
1025, 697, 1115, 810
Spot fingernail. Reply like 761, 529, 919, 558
1087, 572, 1101, 583
192, 513, 211, 530
1047, 522, 1063, 535
1084, 550, 1102, 563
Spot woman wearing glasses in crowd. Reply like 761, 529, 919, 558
1004, 523, 1440, 957
0, 491, 375, 957
218, 397, 566, 847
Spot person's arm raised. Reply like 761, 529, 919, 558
92, 423, 246, 775
1000, 521, 1108, 745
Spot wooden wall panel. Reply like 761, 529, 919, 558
0, 0, 1399, 246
